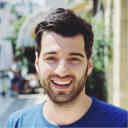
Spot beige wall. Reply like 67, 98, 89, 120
120, 0, 128, 109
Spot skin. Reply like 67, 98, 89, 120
35, 31, 93, 125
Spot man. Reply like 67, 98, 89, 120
6, 8, 128, 128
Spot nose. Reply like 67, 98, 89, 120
54, 59, 70, 77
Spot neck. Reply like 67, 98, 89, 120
43, 90, 92, 126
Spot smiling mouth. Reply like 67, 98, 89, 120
51, 80, 72, 89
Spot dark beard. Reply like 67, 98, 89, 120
41, 67, 88, 105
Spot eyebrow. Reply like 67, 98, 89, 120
69, 52, 85, 58
44, 52, 57, 56
44, 52, 85, 58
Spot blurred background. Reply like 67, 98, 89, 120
0, 0, 127, 127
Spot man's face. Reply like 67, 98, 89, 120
35, 31, 92, 104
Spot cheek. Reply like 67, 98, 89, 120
38, 62, 53, 76
72, 64, 87, 76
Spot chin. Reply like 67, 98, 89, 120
48, 92, 82, 105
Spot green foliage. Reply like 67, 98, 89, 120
6, 16, 26, 55
13, 16, 26, 34
92, 17, 105, 70
79, 10, 106, 71
87, 15, 108, 101
65, 0, 76, 4
5, 16, 28, 72
79, 10, 92, 23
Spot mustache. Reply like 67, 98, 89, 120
49, 74, 75, 79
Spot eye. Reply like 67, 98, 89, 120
68, 58, 81, 64
45, 57, 57, 63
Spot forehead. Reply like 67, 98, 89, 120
40, 31, 86, 55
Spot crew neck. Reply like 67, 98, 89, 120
39, 96, 95, 127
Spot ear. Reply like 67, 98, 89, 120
35, 52, 39, 73
87, 59, 93, 76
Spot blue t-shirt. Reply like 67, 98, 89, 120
6, 97, 128, 128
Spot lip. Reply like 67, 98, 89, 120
51, 80, 72, 89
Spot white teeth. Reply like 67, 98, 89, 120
52, 80, 71, 85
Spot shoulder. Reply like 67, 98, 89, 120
91, 97, 128, 126
6, 103, 43, 128
93, 97, 128, 115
